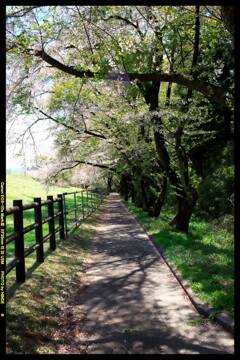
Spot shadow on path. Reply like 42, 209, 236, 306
58, 194, 234, 354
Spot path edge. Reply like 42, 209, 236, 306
120, 199, 234, 336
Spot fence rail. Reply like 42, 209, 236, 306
63, 190, 104, 237
5, 190, 106, 285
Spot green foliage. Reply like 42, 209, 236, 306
93, 58, 112, 79
6, 7, 235, 352
12, 83, 33, 114
195, 142, 234, 218
196, 168, 234, 218
6, 5, 234, 229
123, 198, 234, 317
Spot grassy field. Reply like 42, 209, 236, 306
6, 173, 82, 208
5, 173, 103, 293
122, 199, 234, 318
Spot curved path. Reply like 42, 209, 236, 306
61, 194, 234, 354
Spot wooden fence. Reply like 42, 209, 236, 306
63, 190, 104, 238
5, 190, 106, 284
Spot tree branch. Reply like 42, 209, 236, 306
6, 6, 42, 18
32, 49, 230, 109
60, 160, 117, 173
104, 15, 143, 38
34, 49, 95, 78
35, 108, 106, 139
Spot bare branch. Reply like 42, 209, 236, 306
6, 6, 42, 18
35, 107, 107, 139
77, 6, 94, 55
104, 15, 143, 38
56, 160, 117, 174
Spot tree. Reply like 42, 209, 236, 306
6, 6, 233, 109
221, 6, 234, 37
6, 5, 234, 232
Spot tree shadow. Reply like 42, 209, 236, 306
6, 239, 64, 300
6, 194, 234, 354
150, 225, 234, 315
60, 194, 233, 354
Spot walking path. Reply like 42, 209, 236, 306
59, 194, 234, 354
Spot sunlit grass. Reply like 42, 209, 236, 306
6, 201, 106, 354
122, 199, 234, 318
6, 173, 82, 208
6, 174, 103, 291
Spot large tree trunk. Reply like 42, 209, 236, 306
144, 82, 198, 232
120, 175, 131, 201
137, 7, 201, 231
169, 187, 198, 232
133, 176, 149, 211
107, 175, 113, 193
140, 178, 149, 211
168, 5, 200, 231
148, 174, 167, 217
133, 176, 149, 210
221, 6, 234, 37
130, 182, 136, 203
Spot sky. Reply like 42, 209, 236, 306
6, 116, 55, 171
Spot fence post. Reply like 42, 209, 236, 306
63, 193, 68, 238
13, 200, 25, 283
81, 191, 85, 219
90, 190, 93, 212
74, 192, 77, 224
57, 194, 65, 239
34, 197, 44, 262
47, 195, 56, 250
87, 190, 89, 214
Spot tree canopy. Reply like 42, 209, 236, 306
6, 5, 234, 232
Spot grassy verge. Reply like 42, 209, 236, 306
6, 200, 106, 354
6, 173, 103, 289
122, 199, 234, 318
6, 173, 83, 253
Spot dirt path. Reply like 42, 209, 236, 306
55, 194, 234, 354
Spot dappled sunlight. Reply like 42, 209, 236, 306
70, 194, 234, 354
6, 194, 234, 354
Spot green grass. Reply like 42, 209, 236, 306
6, 173, 82, 208
6, 174, 103, 291
122, 199, 234, 318
6, 201, 106, 354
